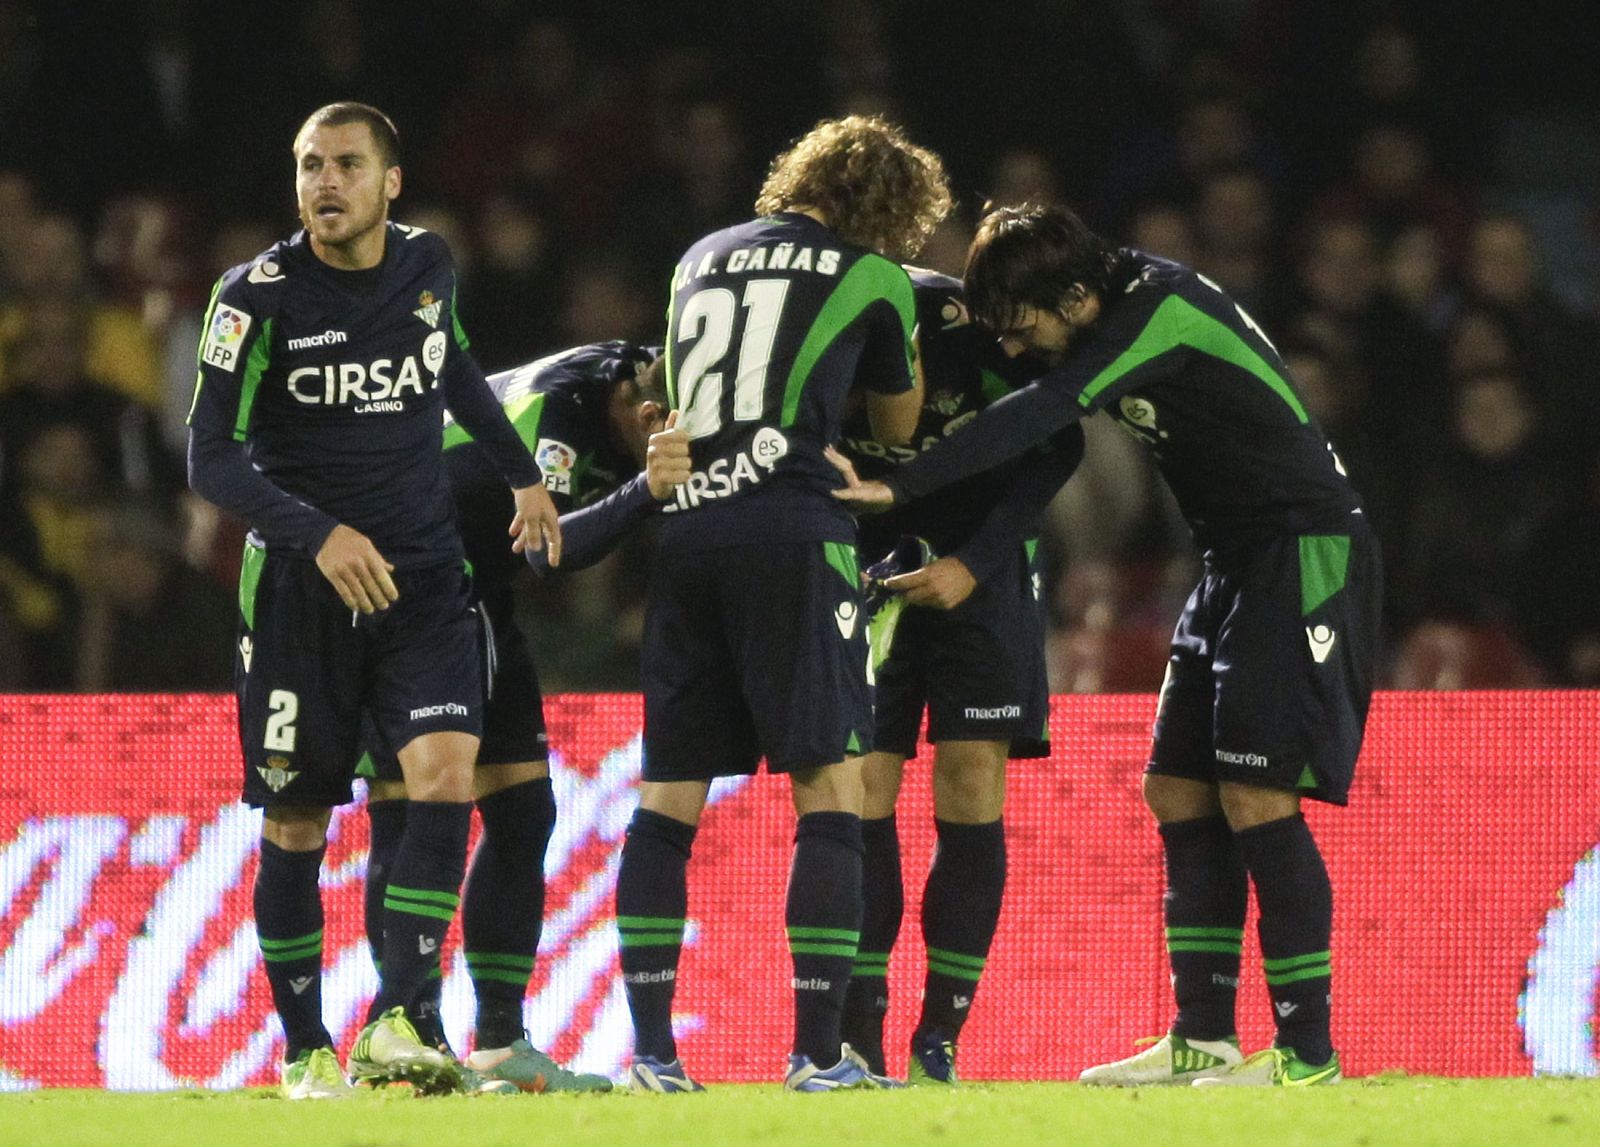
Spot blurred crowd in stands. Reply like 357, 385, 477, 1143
1, 0, 1597, 693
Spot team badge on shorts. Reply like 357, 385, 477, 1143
256, 755, 300, 793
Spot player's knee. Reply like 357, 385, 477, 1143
262, 805, 333, 850
860, 752, 906, 819
931, 742, 1006, 822
791, 760, 863, 816
1142, 773, 1221, 822
474, 759, 549, 800
1217, 782, 1299, 830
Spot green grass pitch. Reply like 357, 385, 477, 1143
3, 1078, 1598, 1147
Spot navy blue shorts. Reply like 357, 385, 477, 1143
359, 592, 548, 783
641, 541, 873, 781
873, 541, 1050, 759
1147, 524, 1382, 806
236, 542, 483, 807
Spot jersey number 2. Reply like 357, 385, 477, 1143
675, 279, 791, 439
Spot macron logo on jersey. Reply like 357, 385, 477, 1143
287, 330, 348, 352
201, 305, 252, 372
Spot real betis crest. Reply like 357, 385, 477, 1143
257, 755, 299, 793
414, 290, 443, 328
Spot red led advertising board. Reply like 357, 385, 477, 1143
0, 692, 1596, 1088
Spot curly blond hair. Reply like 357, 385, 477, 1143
755, 115, 951, 260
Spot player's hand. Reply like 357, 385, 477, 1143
822, 445, 860, 486
884, 556, 977, 610
510, 482, 562, 568
831, 477, 896, 513
646, 409, 692, 499
315, 524, 399, 614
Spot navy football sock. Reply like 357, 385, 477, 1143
841, 815, 902, 1073
256, 839, 332, 1061
370, 801, 470, 1024
363, 799, 407, 976
616, 808, 696, 1062
1236, 813, 1334, 1065
1161, 814, 1247, 1042
917, 818, 1005, 1040
464, 778, 556, 1050
788, 811, 864, 1066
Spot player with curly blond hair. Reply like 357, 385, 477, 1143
615, 116, 950, 1093
755, 114, 951, 261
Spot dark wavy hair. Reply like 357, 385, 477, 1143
755, 115, 951, 259
964, 204, 1118, 332
294, 102, 401, 169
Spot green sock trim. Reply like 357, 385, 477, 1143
1263, 950, 1331, 972
926, 959, 984, 982
618, 933, 685, 948
616, 915, 687, 931
470, 968, 531, 987
789, 942, 858, 958
382, 897, 457, 922
925, 947, 986, 970
1167, 940, 1244, 955
386, 885, 461, 908
261, 942, 323, 963
1267, 963, 1332, 986
465, 951, 536, 972
787, 926, 861, 943
259, 929, 323, 951
1165, 926, 1245, 940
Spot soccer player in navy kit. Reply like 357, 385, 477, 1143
838, 205, 1380, 1087
359, 342, 683, 1093
831, 271, 1083, 1085
186, 103, 561, 1099
615, 115, 951, 1093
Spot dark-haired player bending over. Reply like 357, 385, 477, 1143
838, 204, 1380, 1088
831, 270, 1082, 1085
360, 342, 685, 1093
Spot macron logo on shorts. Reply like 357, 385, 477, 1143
963, 705, 1022, 720
409, 702, 469, 721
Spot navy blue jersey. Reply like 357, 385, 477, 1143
445, 341, 658, 590
660, 212, 917, 548
893, 251, 1362, 557
840, 269, 1081, 578
187, 223, 540, 569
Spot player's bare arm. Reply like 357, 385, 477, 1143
865, 370, 923, 446
509, 482, 562, 567
315, 523, 399, 614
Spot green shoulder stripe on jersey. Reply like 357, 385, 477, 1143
450, 283, 470, 351
781, 255, 915, 427
1077, 295, 1308, 423
185, 278, 225, 426
980, 368, 1017, 405
823, 541, 859, 589
1299, 534, 1351, 616
232, 317, 274, 442
443, 391, 546, 453
238, 541, 266, 630
664, 286, 681, 410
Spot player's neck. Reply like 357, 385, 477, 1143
786, 205, 829, 228
310, 221, 388, 271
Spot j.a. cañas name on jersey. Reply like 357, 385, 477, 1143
670, 243, 842, 290
284, 330, 449, 412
